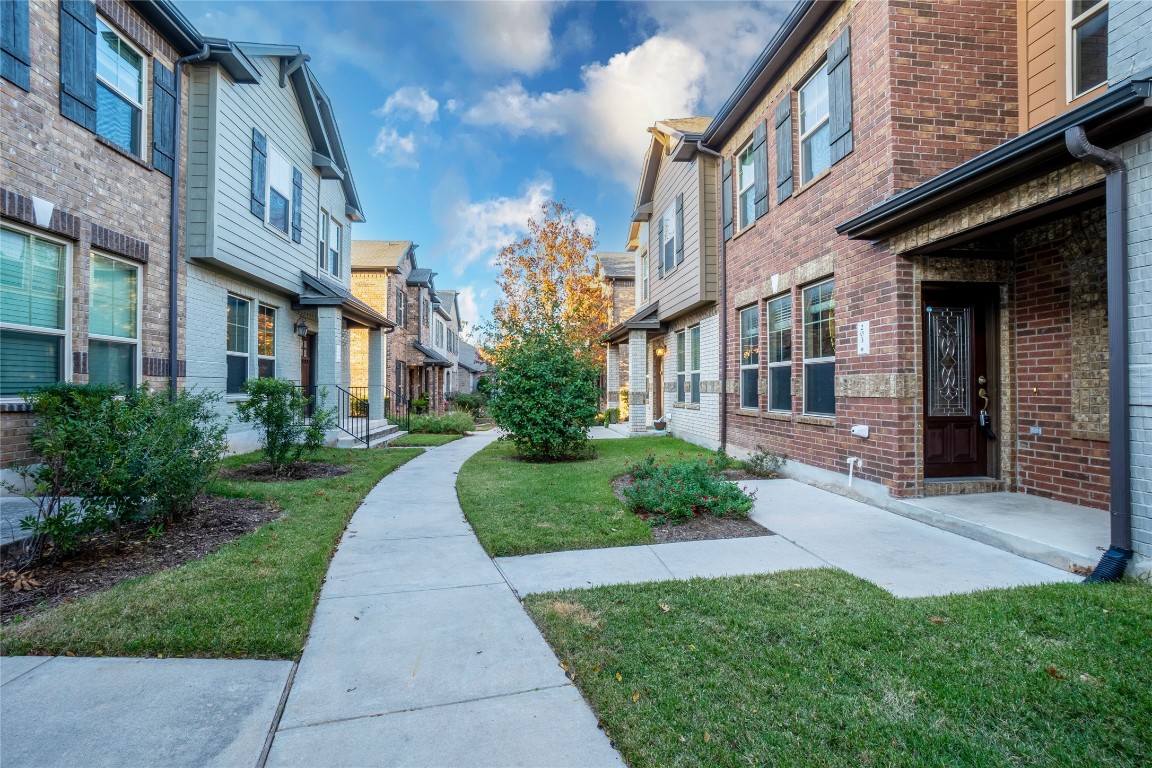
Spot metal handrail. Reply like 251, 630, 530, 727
295, 385, 369, 446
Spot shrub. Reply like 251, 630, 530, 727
623, 455, 755, 524
236, 378, 335, 473
746, 445, 787, 478
451, 391, 488, 418
487, 326, 600, 461
411, 391, 430, 415
8, 384, 228, 563
408, 411, 475, 435
604, 408, 619, 426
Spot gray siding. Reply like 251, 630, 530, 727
185, 65, 214, 256
647, 155, 708, 319
318, 178, 353, 286
700, 156, 720, 298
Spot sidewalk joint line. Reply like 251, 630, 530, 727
320, 581, 507, 601
646, 545, 677, 580
256, 660, 299, 768
0, 656, 53, 688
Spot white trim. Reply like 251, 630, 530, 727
801, 278, 835, 416
1067, 0, 1109, 101
739, 304, 760, 410
736, 139, 756, 230
95, 16, 148, 158
798, 61, 831, 186
88, 250, 142, 389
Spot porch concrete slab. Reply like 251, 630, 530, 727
0, 656, 290, 768
321, 534, 503, 598
590, 426, 625, 439
0, 655, 50, 685
744, 480, 1080, 597
889, 492, 1107, 571
267, 686, 624, 768
655, 535, 825, 579
497, 544, 674, 594
280, 583, 570, 729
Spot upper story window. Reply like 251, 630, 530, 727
435, 319, 444, 348
739, 305, 759, 410
267, 145, 293, 235
639, 251, 649, 304
737, 141, 756, 229
1, 226, 69, 397
96, 18, 145, 156
423, 297, 430, 328
660, 207, 676, 275
89, 253, 139, 389
798, 62, 830, 185
317, 211, 342, 276
1071, 0, 1108, 97
802, 280, 835, 416
396, 287, 407, 325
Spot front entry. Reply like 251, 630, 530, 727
300, 332, 317, 416
652, 349, 664, 421
922, 285, 996, 478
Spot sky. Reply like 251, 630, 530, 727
186, 0, 792, 336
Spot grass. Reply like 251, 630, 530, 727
390, 433, 463, 447
456, 436, 712, 557
525, 570, 1152, 768
0, 447, 420, 659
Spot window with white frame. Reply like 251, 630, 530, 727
802, 280, 835, 416
266, 144, 292, 235
1071, 0, 1108, 97
317, 210, 329, 271
675, 330, 686, 403
0, 226, 68, 397
435, 319, 444, 349
798, 62, 831, 185
660, 207, 675, 274
639, 251, 649, 304
226, 294, 251, 394
689, 325, 701, 404
737, 141, 756, 229
767, 294, 793, 412
396, 287, 407, 325
96, 18, 145, 156
327, 217, 342, 276
257, 305, 276, 378
88, 253, 139, 389
739, 305, 759, 409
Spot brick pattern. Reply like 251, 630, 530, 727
1109, 0, 1152, 85
662, 307, 721, 448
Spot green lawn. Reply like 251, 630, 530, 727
456, 436, 711, 556
1, 447, 419, 659
390, 433, 463, 447
525, 570, 1152, 768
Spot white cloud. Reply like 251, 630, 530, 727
463, 82, 572, 137
437, 175, 556, 276
376, 86, 439, 124
456, 286, 482, 337
447, 1, 562, 75
370, 128, 418, 168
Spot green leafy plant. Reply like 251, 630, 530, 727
450, 391, 488, 418
603, 408, 619, 426
623, 454, 755, 523
408, 411, 475, 435
410, 391, 430, 415
236, 378, 335, 474
746, 444, 787, 478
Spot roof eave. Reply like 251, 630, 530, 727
129, 0, 204, 56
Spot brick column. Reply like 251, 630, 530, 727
628, 330, 648, 433
315, 305, 341, 413
368, 327, 384, 420
606, 344, 619, 408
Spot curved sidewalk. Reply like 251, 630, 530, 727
265, 432, 624, 768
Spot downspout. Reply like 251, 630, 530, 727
1065, 125, 1133, 582
697, 140, 729, 450
168, 44, 211, 398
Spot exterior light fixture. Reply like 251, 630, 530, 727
294, 317, 309, 337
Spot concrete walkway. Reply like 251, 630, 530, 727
265, 430, 623, 767
498, 478, 1079, 598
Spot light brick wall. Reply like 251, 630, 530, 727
1109, 0, 1152, 85
663, 307, 721, 449
350, 269, 388, 390
627, 331, 649, 432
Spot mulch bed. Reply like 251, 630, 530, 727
612, 475, 774, 544
0, 494, 280, 623
220, 461, 350, 481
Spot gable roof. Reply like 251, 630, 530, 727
352, 240, 414, 270
632, 117, 713, 225
407, 268, 435, 287
437, 290, 462, 327
597, 252, 634, 279
458, 341, 486, 373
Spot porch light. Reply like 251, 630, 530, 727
294, 317, 309, 337
654, 346, 666, 357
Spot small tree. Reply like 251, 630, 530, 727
236, 378, 334, 473
488, 324, 600, 461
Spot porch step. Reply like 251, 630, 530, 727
336, 420, 401, 449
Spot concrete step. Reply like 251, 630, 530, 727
336, 421, 401, 449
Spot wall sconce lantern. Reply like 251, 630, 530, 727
294, 317, 309, 338
654, 345, 666, 358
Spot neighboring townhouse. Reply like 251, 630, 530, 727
598, 253, 636, 418
456, 340, 486, 394
1, 0, 206, 473
434, 289, 463, 401
834, 0, 1152, 575
182, 37, 393, 450
349, 239, 415, 406
607, 117, 722, 448
406, 267, 451, 410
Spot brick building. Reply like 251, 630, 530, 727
1, 0, 206, 473
350, 240, 414, 402
599, 252, 635, 417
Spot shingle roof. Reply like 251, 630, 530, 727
352, 240, 412, 269
406, 268, 434, 286
458, 341, 486, 373
597, 253, 634, 279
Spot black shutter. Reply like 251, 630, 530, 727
1, 0, 30, 90
291, 167, 303, 243
151, 60, 177, 177
828, 27, 853, 165
674, 193, 684, 266
721, 158, 733, 240
250, 128, 267, 219
656, 217, 664, 278
775, 97, 793, 203
59, 0, 96, 131
753, 121, 768, 219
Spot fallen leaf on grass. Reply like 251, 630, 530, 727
632, 692, 640, 702
1045, 664, 1067, 681
929, 616, 949, 625
703, 732, 712, 743
1078, 673, 1102, 685
658, 602, 670, 613
615, 672, 623, 682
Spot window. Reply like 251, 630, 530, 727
435, 319, 444, 348
317, 211, 329, 271
639, 251, 649, 304
675, 331, 686, 402
767, 295, 793, 412
739, 305, 759, 409
737, 142, 756, 229
423, 298, 430, 328
266, 145, 292, 235
88, 253, 139, 389
690, 325, 701, 404
1071, 0, 1108, 97
802, 280, 835, 416
394, 360, 405, 398
258, 305, 276, 378
0, 226, 68, 397
798, 62, 830, 185
96, 18, 144, 155
396, 287, 407, 325
327, 218, 342, 276
226, 295, 251, 394
660, 207, 675, 274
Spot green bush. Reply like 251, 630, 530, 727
411, 392, 430, 415
488, 326, 600, 461
450, 391, 488, 417
623, 454, 755, 523
603, 408, 619, 426
408, 411, 475, 434
8, 383, 228, 561
746, 444, 787, 477
236, 378, 335, 473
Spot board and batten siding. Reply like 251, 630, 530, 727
186, 55, 330, 296
646, 155, 717, 321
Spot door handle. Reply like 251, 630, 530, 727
978, 387, 989, 411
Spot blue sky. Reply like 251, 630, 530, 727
185, 0, 791, 334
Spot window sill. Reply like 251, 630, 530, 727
793, 167, 831, 198
673, 402, 701, 410
263, 221, 294, 243
225, 394, 250, 403
763, 410, 793, 422
730, 223, 757, 242
0, 400, 34, 413
796, 414, 835, 427
95, 135, 153, 171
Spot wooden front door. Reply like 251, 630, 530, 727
300, 332, 317, 415
652, 351, 664, 420
922, 286, 995, 478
